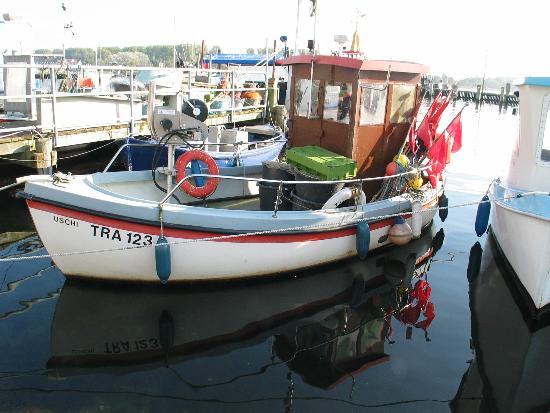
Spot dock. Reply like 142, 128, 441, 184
0, 58, 273, 173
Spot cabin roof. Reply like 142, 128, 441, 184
515, 77, 550, 87
281, 55, 429, 74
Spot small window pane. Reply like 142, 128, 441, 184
324, 82, 352, 123
390, 84, 416, 123
360, 85, 387, 125
541, 107, 550, 162
294, 78, 320, 118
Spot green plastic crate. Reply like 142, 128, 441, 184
286, 146, 357, 180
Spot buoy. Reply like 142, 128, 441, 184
475, 195, 491, 237
356, 221, 370, 260
438, 193, 449, 222
155, 236, 171, 284
467, 242, 483, 282
385, 161, 399, 176
411, 201, 422, 238
389, 216, 413, 245
393, 154, 410, 168
408, 174, 423, 190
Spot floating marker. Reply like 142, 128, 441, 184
356, 221, 370, 260
475, 195, 491, 237
438, 194, 449, 222
155, 236, 171, 284
389, 216, 413, 245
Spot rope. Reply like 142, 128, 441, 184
0, 191, 543, 264
57, 140, 117, 160
0, 140, 116, 163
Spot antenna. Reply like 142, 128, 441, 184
333, 35, 348, 56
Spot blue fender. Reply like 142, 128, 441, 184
475, 195, 491, 237
356, 221, 370, 260
155, 236, 171, 284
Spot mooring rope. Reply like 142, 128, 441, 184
0, 191, 545, 264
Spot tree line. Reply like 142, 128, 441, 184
33, 44, 287, 67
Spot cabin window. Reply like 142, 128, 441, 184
359, 85, 387, 125
324, 81, 353, 124
390, 84, 416, 123
540, 100, 550, 162
294, 78, 320, 118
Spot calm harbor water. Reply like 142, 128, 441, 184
0, 105, 545, 412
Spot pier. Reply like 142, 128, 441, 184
0, 59, 275, 173
422, 79, 519, 110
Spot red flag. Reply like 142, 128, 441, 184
446, 111, 463, 153
426, 133, 449, 188
416, 92, 453, 149
416, 92, 441, 147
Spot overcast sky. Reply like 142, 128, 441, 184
1, 0, 548, 79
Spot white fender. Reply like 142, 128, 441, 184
411, 200, 422, 238
322, 187, 367, 209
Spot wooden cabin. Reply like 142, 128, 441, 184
283, 55, 428, 197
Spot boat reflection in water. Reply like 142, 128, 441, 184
48, 224, 444, 389
453, 234, 550, 412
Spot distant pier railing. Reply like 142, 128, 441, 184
423, 82, 519, 110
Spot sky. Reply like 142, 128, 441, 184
1, 0, 549, 79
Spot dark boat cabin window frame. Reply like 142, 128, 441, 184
294, 78, 321, 119
359, 84, 388, 126
538, 94, 550, 163
323, 81, 353, 124
389, 83, 416, 124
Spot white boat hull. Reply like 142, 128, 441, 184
27, 198, 436, 282
492, 201, 550, 309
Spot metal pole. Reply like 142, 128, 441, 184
50, 67, 59, 148
294, 0, 300, 54
166, 144, 175, 203
129, 69, 134, 136
231, 69, 236, 126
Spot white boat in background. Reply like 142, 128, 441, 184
489, 77, 550, 312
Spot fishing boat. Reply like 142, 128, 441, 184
121, 130, 287, 170
118, 82, 287, 170
47, 225, 440, 375
483, 77, 550, 312
17, 55, 456, 283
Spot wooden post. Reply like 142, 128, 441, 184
504, 83, 510, 111
35, 137, 55, 175
475, 84, 482, 109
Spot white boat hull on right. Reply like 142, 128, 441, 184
491, 202, 550, 309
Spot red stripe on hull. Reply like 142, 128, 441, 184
27, 199, 397, 243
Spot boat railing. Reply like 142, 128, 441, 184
158, 170, 424, 208
0, 63, 271, 146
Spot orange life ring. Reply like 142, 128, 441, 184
175, 150, 220, 198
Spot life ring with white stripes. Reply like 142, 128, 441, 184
175, 150, 220, 198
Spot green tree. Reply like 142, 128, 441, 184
246, 48, 255, 54
110, 51, 151, 67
